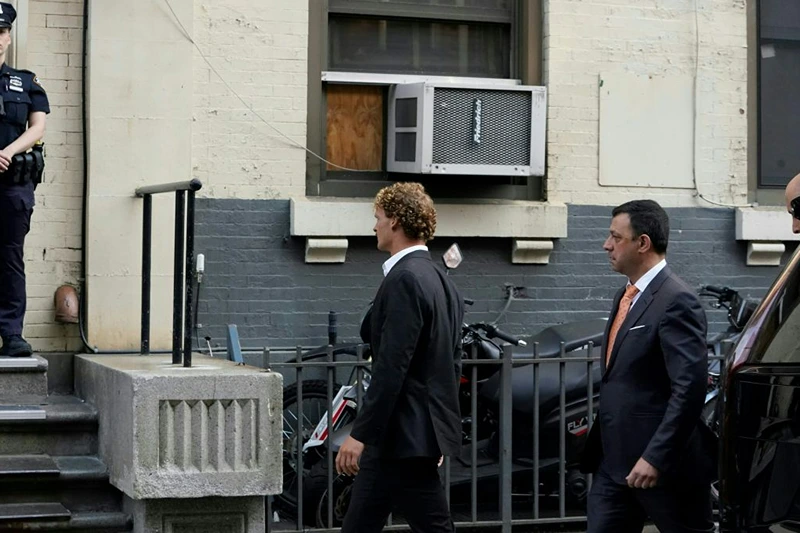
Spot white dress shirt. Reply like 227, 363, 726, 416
629, 258, 667, 309
382, 245, 428, 277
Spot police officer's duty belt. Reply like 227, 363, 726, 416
0, 144, 44, 185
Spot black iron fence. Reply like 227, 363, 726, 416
134, 179, 202, 367
262, 340, 725, 533
264, 341, 576, 532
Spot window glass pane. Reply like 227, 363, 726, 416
329, 0, 513, 21
759, 41, 800, 188
331, 0, 512, 7
329, 16, 510, 78
760, 0, 800, 40
759, 0, 800, 188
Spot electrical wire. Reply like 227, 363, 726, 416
162, 0, 370, 173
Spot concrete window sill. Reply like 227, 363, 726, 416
736, 207, 798, 266
290, 197, 568, 264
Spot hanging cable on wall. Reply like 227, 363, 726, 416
162, 0, 371, 173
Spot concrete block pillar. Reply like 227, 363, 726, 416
75, 354, 283, 532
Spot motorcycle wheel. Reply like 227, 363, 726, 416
306, 459, 355, 528
273, 379, 341, 523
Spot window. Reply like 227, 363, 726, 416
306, 0, 542, 200
745, 252, 800, 365
758, 0, 800, 189
328, 18, 511, 78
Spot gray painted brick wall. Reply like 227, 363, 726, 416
195, 200, 793, 352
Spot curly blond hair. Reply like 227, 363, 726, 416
374, 182, 437, 242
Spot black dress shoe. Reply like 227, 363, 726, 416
0, 336, 33, 357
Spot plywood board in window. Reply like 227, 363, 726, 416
326, 85, 384, 171
599, 72, 694, 189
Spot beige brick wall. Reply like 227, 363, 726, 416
17, 0, 749, 350
23, 0, 85, 352
544, 0, 748, 207
192, 0, 308, 200
18, 0, 309, 350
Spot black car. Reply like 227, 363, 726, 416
719, 247, 800, 532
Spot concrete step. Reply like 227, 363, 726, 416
0, 455, 105, 483
0, 395, 97, 456
1, 489, 123, 515
0, 454, 59, 478
0, 502, 70, 522
0, 455, 122, 513
0, 355, 48, 396
0, 511, 131, 532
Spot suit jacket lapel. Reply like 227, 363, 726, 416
604, 266, 672, 376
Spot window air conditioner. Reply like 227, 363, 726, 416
387, 82, 546, 176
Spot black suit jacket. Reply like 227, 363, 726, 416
581, 266, 713, 485
351, 250, 465, 459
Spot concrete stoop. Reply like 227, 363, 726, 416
0, 392, 132, 532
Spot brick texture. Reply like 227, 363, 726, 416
195, 200, 787, 351
192, 0, 308, 200
23, 0, 85, 351
544, 0, 749, 207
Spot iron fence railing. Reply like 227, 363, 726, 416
261, 340, 725, 533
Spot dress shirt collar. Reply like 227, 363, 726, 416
382, 245, 428, 277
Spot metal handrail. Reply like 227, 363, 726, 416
134, 179, 202, 197
135, 178, 202, 367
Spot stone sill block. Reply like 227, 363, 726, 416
290, 197, 568, 239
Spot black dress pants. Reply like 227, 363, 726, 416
0, 183, 33, 337
341, 448, 454, 533
587, 462, 714, 533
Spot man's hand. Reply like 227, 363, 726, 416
335, 436, 365, 476
0, 148, 13, 172
626, 457, 659, 489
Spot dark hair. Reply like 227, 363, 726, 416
374, 182, 437, 242
612, 200, 669, 254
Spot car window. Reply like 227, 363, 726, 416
754, 257, 800, 364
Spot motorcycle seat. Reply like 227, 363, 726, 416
528, 318, 607, 358
478, 346, 603, 416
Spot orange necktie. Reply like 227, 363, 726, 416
605, 285, 639, 365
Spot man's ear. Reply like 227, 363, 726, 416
638, 234, 653, 253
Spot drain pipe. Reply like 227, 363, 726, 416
78, 0, 97, 353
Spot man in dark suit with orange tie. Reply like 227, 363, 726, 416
335, 182, 465, 533
582, 200, 714, 532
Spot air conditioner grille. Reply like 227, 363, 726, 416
432, 88, 532, 166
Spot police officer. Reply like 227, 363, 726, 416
0, 2, 49, 357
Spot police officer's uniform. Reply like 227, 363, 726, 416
0, 2, 49, 357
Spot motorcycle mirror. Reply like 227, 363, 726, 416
443, 243, 463, 270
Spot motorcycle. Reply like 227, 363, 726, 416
277, 304, 608, 527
